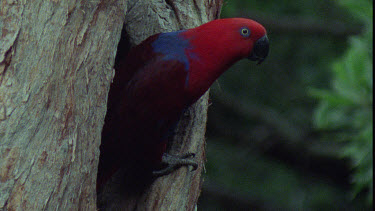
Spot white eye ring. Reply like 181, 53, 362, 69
240, 27, 251, 38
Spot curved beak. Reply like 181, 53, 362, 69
248, 35, 269, 65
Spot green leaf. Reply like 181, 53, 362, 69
311, 0, 373, 204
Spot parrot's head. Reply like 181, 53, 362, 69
217, 18, 269, 65
186, 18, 269, 66
181, 18, 269, 98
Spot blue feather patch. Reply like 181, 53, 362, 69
151, 30, 192, 71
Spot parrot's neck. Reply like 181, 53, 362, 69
182, 30, 242, 102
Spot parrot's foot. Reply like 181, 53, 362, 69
152, 153, 198, 177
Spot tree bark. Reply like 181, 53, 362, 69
0, 0, 125, 209
0, 0, 222, 210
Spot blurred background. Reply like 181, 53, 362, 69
198, 0, 373, 210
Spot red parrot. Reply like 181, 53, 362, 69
97, 18, 269, 190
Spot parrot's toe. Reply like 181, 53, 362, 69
152, 153, 198, 177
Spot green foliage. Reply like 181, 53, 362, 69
201, 0, 371, 210
335, 0, 373, 24
202, 141, 361, 210
311, 0, 373, 204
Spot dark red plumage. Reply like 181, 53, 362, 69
97, 18, 269, 190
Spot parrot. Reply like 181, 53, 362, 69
97, 18, 269, 190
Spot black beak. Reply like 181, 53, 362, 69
248, 35, 269, 65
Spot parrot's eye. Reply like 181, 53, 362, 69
240, 27, 251, 38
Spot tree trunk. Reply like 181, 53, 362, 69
0, 0, 222, 210
0, 0, 125, 209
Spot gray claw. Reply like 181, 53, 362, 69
152, 153, 198, 177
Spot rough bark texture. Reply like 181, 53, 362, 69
98, 0, 223, 210
0, 0, 126, 209
1, 0, 222, 209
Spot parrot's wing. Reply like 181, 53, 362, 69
98, 57, 188, 190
